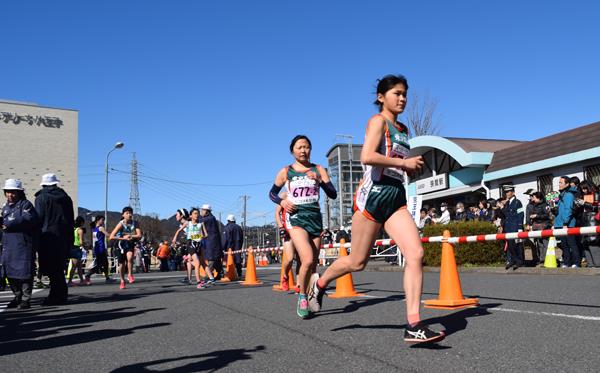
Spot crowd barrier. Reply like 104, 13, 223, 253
224, 226, 600, 266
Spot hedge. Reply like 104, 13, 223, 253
421, 221, 504, 266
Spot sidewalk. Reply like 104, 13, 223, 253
364, 260, 600, 276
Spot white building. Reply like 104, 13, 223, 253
0, 100, 78, 208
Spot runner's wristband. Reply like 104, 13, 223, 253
320, 181, 337, 199
269, 184, 283, 205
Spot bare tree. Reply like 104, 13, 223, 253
137, 213, 165, 243
405, 92, 441, 137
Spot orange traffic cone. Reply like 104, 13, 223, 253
241, 247, 263, 286
424, 230, 479, 309
220, 249, 238, 282
273, 252, 296, 292
199, 261, 207, 278
329, 239, 365, 298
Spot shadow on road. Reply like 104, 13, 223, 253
329, 302, 502, 349
110, 345, 266, 372
0, 305, 169, 356
317, 294, 406, 317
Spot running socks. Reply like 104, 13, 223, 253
407, 313, 421, 328
316, 278, 327, 290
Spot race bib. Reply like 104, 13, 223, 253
288, 176, 319, 205
383, 142, 408, 181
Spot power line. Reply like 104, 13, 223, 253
137, 163, 235, 208
135, 164, 271, 187
113, 165, 240, 212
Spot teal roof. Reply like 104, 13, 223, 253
409, 136, 504, 167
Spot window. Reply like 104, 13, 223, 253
537, 174, 553, 195
584, 165, 600, 187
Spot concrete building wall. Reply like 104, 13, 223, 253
0, 100, 78, 210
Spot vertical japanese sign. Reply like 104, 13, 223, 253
407, 195, 423, 224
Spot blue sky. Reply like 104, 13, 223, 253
2, 1, 599, 223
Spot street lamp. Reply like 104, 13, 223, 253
105, 142, 124, 230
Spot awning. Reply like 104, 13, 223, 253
419, 184, 484, 201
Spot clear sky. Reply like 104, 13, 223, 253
2, 1, 599, 224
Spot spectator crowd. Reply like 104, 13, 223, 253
417, 176, 600, 269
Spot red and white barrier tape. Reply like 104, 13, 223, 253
224, 226, 600, 255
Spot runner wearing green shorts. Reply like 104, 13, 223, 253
269, 135, 337, 318
308, 74, 445, 344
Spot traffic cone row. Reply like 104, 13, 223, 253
259, 253, 269, 267
183, 230, 479, 317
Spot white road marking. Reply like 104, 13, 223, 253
492, 307, 600, 321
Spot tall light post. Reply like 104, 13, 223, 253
105, 142, 124, 231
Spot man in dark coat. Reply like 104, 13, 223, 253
223, 214, 244, 278
1, 179, 40, 309
34, 174, 74, 305
502, 185, 524, 270
200, 204, 223, 281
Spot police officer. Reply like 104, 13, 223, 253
502, 185, 524, 270
223, 214, 244, 278
200, 204, 223, 281
1, 179, 40, 309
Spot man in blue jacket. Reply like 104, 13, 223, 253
502, 185, 524, 270
554, 176, 580, 268
35, 174, 74, 305
1, 179, 40, 309
201, 204, 223, 282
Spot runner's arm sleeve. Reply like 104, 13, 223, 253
269, 184, 283, 205
320, 181, 337, 199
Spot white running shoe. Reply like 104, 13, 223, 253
307, 273, 324, 312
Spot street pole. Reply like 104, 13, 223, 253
105, 142, 124, 233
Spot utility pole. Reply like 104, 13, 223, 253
241, 195, 250, 249
129, 152, 141, 217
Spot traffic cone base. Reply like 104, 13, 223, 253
423, 298, 479, 310
424, 230, 479, 310
328, 289, 366, 299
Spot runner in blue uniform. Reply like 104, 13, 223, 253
109, 206, 142, 289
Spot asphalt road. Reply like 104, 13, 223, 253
1, 265, 599, 372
